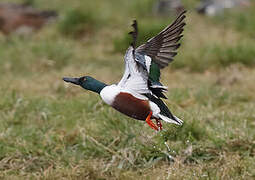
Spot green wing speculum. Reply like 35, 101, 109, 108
148, 61, 167, 99
149, 61, 160, 82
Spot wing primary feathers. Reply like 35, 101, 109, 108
161, 17, 186, 36
157, 52, 177, 58
135, 10, 186, 69
164, 35, 183, 44
159, 44, 181, 52
162, 25, 185, 42
160, 10, 186, 34
128, 20, 138, 49
142, 44, 180, 54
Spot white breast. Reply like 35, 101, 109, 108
100, 85, 120, 105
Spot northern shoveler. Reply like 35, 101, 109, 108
63, 11, 186, 131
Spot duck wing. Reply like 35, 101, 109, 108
132, 11, 186, 98
118, 11, 186, 99
136, 10, 186, 69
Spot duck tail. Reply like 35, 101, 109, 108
158, 114, 183, 125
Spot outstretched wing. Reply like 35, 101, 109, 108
118, 20, 138, 88
118, 11, 186, 99
117, 20, 150, 99
136, 10, 186, 69
133, 11, 186, 99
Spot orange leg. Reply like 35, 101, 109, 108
156, 119, 162, 131
146, 112, 158, 131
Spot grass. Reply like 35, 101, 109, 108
212, 3, 255, 37
58, 8, 101, 37
0, 0, 255, 179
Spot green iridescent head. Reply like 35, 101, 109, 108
63, 76, 107, 94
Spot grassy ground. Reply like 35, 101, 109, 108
0, 0, 254, 179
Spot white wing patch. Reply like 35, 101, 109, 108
117, 49, 130, 88
145, 55, 152, 73
117, 46, 150, 100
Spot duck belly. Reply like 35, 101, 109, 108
112, 92, 151, 120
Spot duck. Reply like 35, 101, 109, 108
63, 11, 186, 131
0, 2, 57, 35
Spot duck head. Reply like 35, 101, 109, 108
63, 76, 107, 94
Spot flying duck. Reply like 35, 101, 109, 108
63, 11, 186, 131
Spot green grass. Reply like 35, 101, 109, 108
172, 40, 255, 71
0, 0, 255, 179
212, 4, 255, 37
58, 8, 101, 37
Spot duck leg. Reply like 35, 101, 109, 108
145, 111, 158, 131
156, 119, 162, 131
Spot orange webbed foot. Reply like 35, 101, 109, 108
146, 112, 158, 131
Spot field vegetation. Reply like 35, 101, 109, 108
0, 0, 254, 179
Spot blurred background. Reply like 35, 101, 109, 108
0, 0, 254, 179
